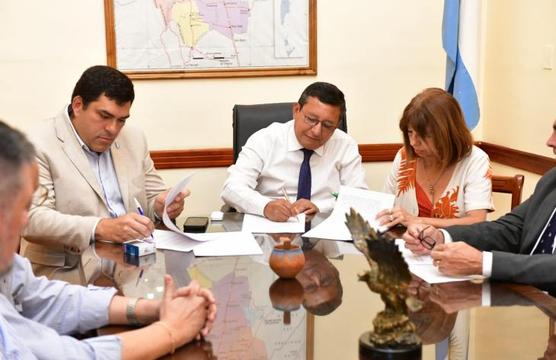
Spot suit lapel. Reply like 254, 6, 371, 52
111, 140, 130, 213
523, 186, 556, 252
55, 115, 105, 200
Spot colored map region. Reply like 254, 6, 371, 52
113, 0, 309, 71
189, 256, 307, 359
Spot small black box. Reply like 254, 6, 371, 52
183, 216, 209, 233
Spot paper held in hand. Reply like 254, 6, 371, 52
302, 186, 395, 241
155, 173, 262, 256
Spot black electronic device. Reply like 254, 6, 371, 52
183, 216, 209, 233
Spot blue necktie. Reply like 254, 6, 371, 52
297, 149, 313, 200
533, 210, 556, 255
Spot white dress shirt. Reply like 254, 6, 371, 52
0, 255, 121, 359
221, 120, 368, 216
66, 107, 126, 241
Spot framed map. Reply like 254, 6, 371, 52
104, 0, 316, 79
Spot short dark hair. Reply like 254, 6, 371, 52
0, 120, 36, 208
399, 87, 473, 168
71, 65, 134, 108
298, 82, 346, 121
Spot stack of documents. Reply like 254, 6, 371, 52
394, 239, 473, 284
303, 186, 395, 241
156, 174, 262, 256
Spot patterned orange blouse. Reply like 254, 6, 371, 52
384, 146, 494, 219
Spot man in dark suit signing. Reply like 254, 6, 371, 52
403, 119, 556, 293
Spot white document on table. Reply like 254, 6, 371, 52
155, 229, 263, 256
156, 174, 263, 255
393, 239, 473, 283
242, 213, 306, 233
159, 174, 219, 242
409, 265, 474, 284
193, 232, 263, 256
303, 186, 395, 241
154, 229, 198, 252
395, 239, 433, 265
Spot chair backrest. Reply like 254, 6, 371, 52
232, 102, 348, 163
491, 174, 525, 210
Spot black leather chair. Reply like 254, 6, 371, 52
232, 102, 347, 163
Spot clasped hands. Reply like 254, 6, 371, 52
402, 223, 483, 276
95, 189, 190, 243
158, 275, 217, 346
263, 198, 318, 222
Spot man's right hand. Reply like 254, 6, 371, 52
263, 199, 295, 222
95, 213, 154, 243
159, 276, 209, 346
402, 223, 445, 255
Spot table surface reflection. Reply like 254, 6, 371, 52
93, 213, 556, 360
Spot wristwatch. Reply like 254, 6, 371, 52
126, 297, 142, 326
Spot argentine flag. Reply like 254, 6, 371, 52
443, 0, 481, 130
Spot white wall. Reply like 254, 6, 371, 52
483, 0, 556, 158
1, 1, 553, 218
0, 0, 447, 217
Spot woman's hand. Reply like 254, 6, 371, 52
376, 207, 418, 228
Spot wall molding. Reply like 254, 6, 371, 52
476, 142, 556, 175
150, 142, 555, 175
150, 148, 233, 169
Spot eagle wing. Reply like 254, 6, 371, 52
345, 208, 411, 286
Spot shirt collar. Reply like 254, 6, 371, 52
286, 120, 325, 156
65, 105, 98, 155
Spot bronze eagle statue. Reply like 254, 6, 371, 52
345, 208, 421, 347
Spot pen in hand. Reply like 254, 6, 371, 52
134, 197, 154, 242
281, 186, 300, 222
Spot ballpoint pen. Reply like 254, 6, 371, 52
134, 197, 155, 242
281, 186, 301, 222
136, 269, 144, 286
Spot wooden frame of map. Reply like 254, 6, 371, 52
104, 0, 317, 80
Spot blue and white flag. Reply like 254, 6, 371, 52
442, 0, 481, 130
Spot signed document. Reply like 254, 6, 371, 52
303, 186, 394, 241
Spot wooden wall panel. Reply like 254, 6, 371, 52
150, 142, 555, 175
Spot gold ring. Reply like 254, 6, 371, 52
390, 214, 394, 221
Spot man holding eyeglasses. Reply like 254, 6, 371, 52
401, 119, 556, 293
221, 82, 367, 222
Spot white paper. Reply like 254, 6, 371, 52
154, 229, 198, 252
155, 229, 263, 256
242, 213, 306, 233
336, 241, 364, 255
162, 174, 194, 234
159, 174, 224, 242
392, 240, 473, 283
303, 186, 395, 241
395, 239, 433, 265
193, 232, 263, 256
409, 264, 473, 284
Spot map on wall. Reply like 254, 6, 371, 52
104, 0, 316, 79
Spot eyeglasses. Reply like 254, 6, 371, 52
300, 110, 338, 132
35, 184, 49, 207
418, 226, 436, 250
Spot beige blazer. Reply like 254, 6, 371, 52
22, 108, 167, 269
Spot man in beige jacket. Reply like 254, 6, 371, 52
22, 65, 188, 282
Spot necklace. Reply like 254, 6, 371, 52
419, 160, 449, 201
427, 175, 444, 200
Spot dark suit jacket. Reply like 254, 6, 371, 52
447, 167, 556, 292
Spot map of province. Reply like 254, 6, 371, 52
112, 0, 310, 71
